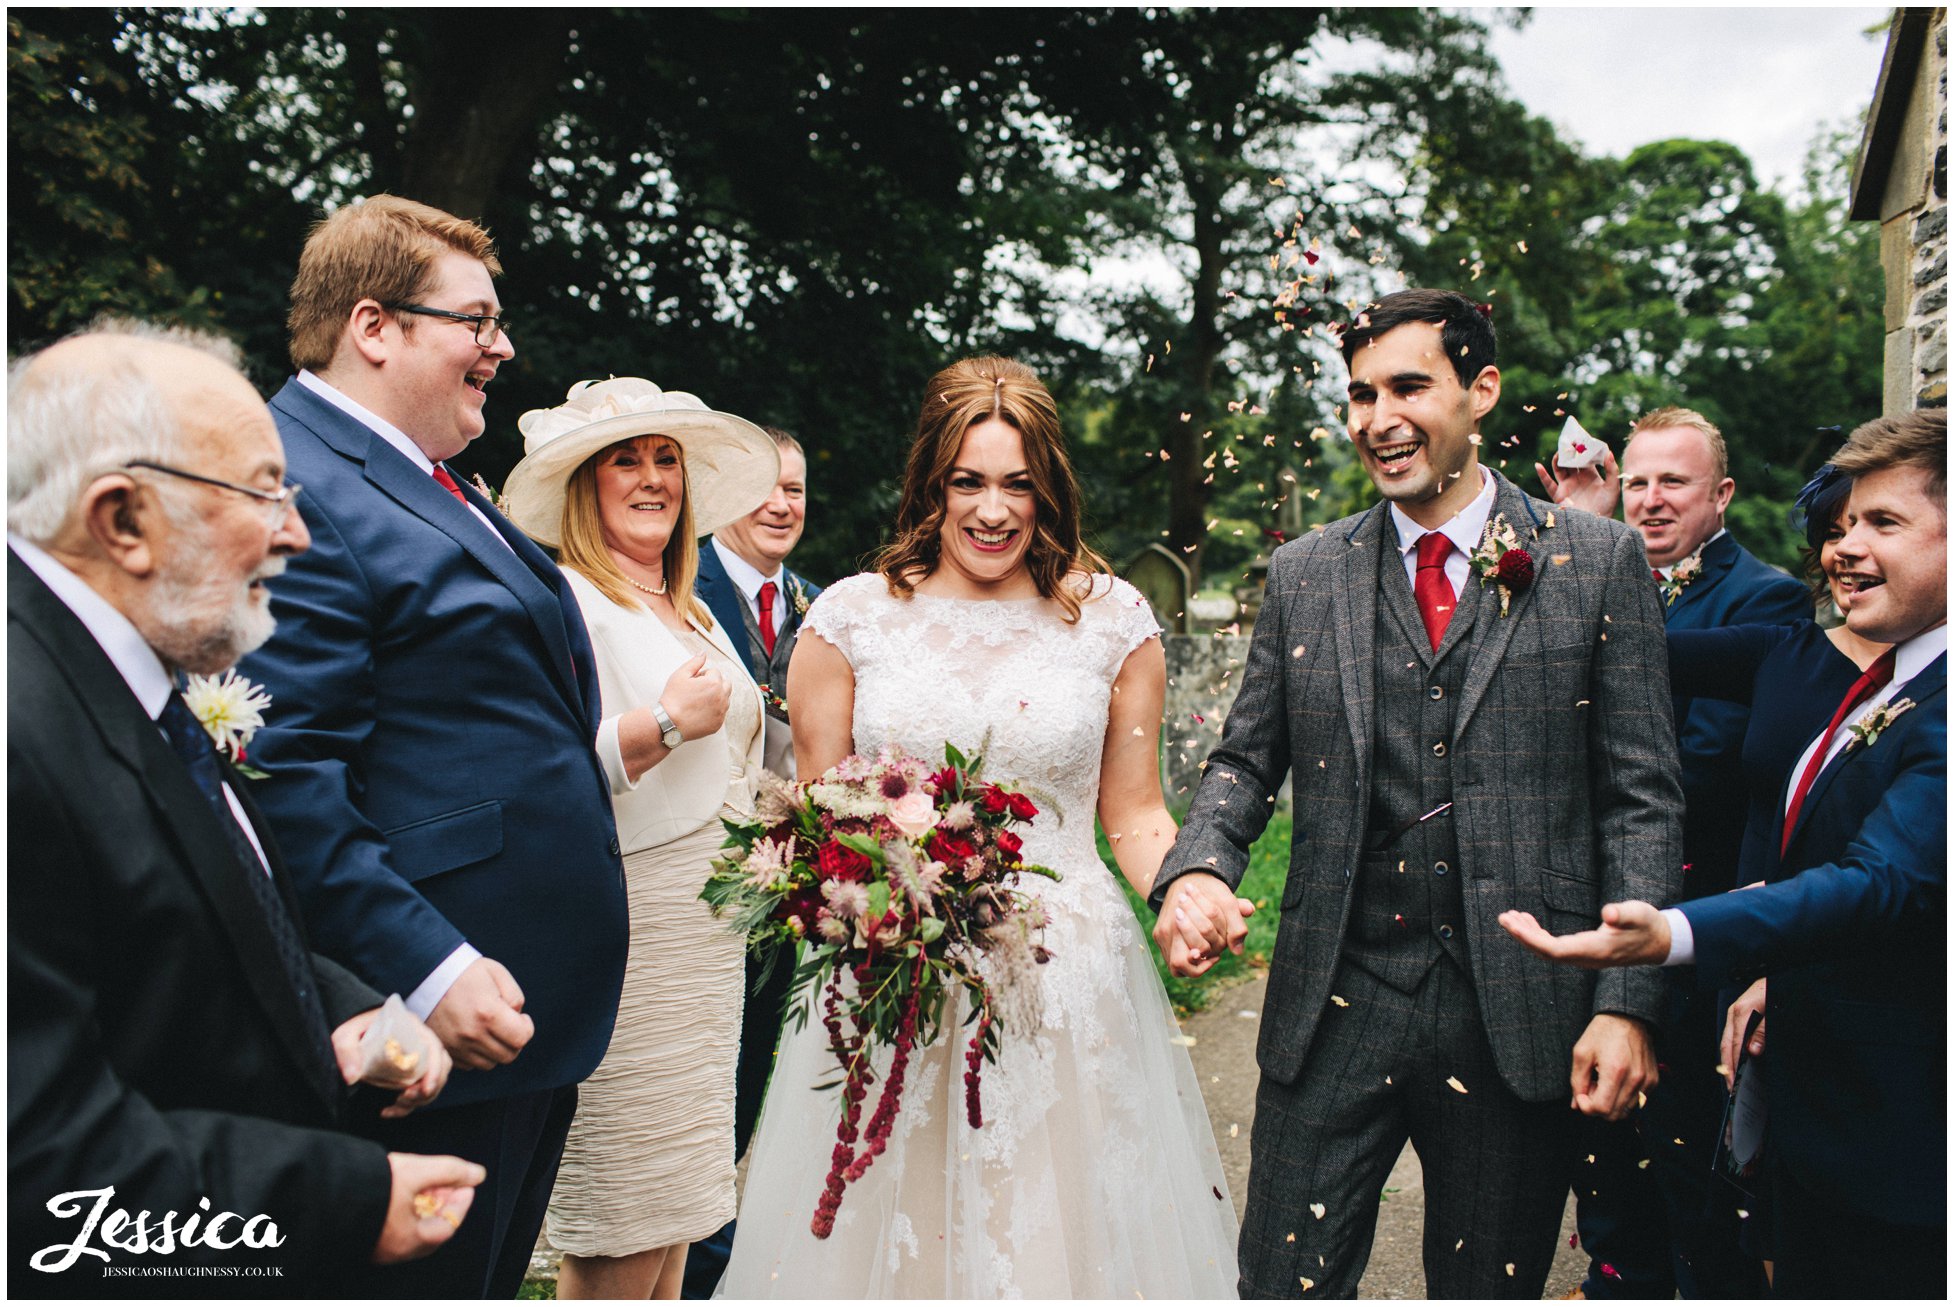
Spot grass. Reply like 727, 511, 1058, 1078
1102, 808, 1290, 1015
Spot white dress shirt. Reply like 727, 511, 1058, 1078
710, 536, 788, 636
294, 372, 487, 1013
297, 370, 512, 554
1387, 465, 1497, 595
1662, 622, 1949, 965
10, 535, 272, 876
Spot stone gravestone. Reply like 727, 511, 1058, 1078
1123, 543, 1192, 636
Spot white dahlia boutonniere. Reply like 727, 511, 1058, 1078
1847, 698, 1915, 750
789, 575, 811, 617
1468, 514, 1535, 618
182, 670, 273, 779
1659, 550, 1704, 606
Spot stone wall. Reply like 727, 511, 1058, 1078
1160, 632, 1255, 803
1877, 10, 1950, 411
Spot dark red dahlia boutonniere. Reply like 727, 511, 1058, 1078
1468, 514, 1534, 617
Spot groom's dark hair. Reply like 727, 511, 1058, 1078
1338, 289, 1497, 386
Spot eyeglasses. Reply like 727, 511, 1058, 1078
384, 303, 512, 348
124, 460, 303, 525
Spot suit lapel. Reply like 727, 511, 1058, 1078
1333, 506, 1385, 787
1784, 657, 1947, 857
1664, 532, 1737, 626
695, 544, 757, 663
275, 384, 589, 720
10, 559, 343, 1110
1451, 471, 1548, 742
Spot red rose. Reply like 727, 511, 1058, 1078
816, 839, 873, 883
1494, 548, 1534, 591
926, 831, 977, 865
979, 785, 1011, 816
1005, 792, 1038, 822
995, 829, 1023, 859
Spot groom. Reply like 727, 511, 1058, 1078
1154, 289, 1683, 1298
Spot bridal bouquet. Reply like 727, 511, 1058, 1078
703, 744, 1059, 1238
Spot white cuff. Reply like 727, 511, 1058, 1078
596, 714, 639, 796
405, 943, 484, 1019
1660, 908, 1695, 967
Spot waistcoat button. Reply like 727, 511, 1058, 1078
1432, 741, 1447, 758
1428, 685, 1444, 700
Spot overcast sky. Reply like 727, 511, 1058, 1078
1484, 6, 1891, 188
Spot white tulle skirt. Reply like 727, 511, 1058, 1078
717, 856, 1239, 1299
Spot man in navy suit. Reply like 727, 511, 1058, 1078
1506, 408, 1946, 1299
1541, 406, 1804, 1297
240, 196, 628, 1296
682, 426, 820, 1298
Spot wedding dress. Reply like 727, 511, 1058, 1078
718, 572, 1239, 1298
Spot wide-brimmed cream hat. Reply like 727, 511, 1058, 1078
503, 377, 779, 547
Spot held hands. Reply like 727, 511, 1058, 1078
372, 1152, 485, 1264
331, 1007, 454, 1118
1497, 900, 1672, 969
1153, 873, 1255, 977
425, 957, 533, 1070
1569, 1013, 1658, 1120
1719, 978, 1767, 1092
1534, 446, 1621, 519
659, 652, 730, 741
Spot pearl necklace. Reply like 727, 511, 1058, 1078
624, 574, 669, 597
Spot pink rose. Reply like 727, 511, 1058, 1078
887, 791, 939, 839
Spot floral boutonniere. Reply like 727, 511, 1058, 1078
1469, 514, 1535, 617
788, 575, 811, 618
758, 682, 789, 718
182, 670, 273, 779
1847, 698, 1915, 750
1658, 550, 1703, 606
469, 473, 513, 516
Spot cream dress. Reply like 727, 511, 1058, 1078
545, 590, 763, 1257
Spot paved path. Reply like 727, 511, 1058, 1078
1184, 971, 1585, 1299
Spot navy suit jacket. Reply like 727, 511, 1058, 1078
1681, 645, 1945, 1226
693, 542, 821, 687
240, 380, 628, 1108
1661, 532, 1809, 899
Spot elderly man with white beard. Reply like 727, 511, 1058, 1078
8, 320, 477, 1295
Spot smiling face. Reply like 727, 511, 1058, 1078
715, 444, 806, 572
1816, 506, 1853, 613
592, 435, 685, 570
935, 419, 1036, 590
1345, 321, 1499, 528
1621, 425, 1734, 568
1832, 464, 1947, 644
385, 251, 512, 463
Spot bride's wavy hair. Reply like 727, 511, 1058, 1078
872, 356, 1109, 623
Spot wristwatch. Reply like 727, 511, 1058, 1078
653, 703, 684, 750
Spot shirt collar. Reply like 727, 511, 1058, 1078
1388, 465, 1495, 558
1893, 623, 1948, 688
297, 369, 435, 475
710, 536, 783, 601
9, 535, 176, 718
1654, 527, 1726, 580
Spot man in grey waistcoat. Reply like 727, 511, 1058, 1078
1152, 289, 1683, 1299
683, 424, 818, 1298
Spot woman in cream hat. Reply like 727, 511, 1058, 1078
505, 377, 778, 1299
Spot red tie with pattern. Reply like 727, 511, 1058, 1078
758, 581, 779, 657
431, 465, 469, 503
1780, 649, 1897, 855
1413, 533, 1456, 652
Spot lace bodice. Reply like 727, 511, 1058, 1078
803, 571, 1160, 870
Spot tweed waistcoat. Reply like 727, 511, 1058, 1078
1340, 529, 1482, 992
737, 589, 795, 700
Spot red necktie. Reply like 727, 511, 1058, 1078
1780, 649, 1896, 855
431, 465, 469, 504
758, 580, 779, 657
1652, 568, 1664, 584
1413, 533, 1456, 652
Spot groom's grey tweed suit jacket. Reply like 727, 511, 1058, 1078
1155, 470, 1683, 1103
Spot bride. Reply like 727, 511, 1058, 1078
717, 357, 1243, 1297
